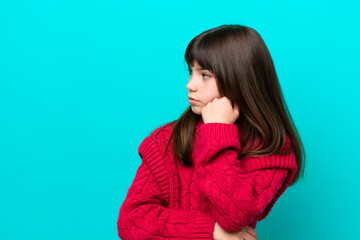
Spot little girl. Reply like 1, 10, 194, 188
117, 24, 305, 240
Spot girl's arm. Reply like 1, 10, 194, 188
193, 122, 296, 232
117, 162, 257, 240
117, 137, 215, 240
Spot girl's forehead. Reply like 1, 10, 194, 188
190, 60, 198, 68
189, 61, 206, 71
190, 60, 203, 68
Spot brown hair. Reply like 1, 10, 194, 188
154, 24, 305, 185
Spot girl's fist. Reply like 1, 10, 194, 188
202, 96, 240, 124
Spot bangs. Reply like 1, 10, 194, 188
184, 35, 218, 73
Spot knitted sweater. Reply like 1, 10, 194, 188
117, 118, 297, 240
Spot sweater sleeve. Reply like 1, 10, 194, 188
117, 136, 216, 240
193, 123, 297, 232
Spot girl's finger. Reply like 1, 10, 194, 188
235, 232, 256, 240
233, 102, 240, 114
243, 226, 257, 239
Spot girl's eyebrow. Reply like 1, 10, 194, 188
188, 66, 207, 71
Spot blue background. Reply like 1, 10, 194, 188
1, 0, 359, 239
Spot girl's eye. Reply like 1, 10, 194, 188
187, 69, 211, 79
203, 73, 211, 79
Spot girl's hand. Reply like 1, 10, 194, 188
202, 97, 240, 124
213, 221, 257, 240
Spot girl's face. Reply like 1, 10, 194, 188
186, 60, 221, 115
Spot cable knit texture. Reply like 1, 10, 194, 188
117, 118, 297, 239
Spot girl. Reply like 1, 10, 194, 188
117, 24, 305, 240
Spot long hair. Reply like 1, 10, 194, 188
154, 24, 305, 185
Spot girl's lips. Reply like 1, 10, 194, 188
189, 98, 198, 103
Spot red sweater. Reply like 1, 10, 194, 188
117, 118, 297, 239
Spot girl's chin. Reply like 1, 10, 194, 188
190, 105, 202, 115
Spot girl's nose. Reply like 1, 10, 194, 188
186, 76, 197, 91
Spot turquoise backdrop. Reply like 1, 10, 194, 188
1, 0, 359, 239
